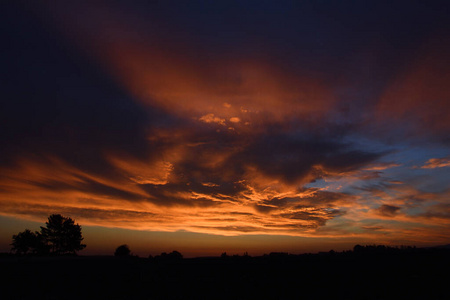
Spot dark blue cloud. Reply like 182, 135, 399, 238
0, 2, 174, 174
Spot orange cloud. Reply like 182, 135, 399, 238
0, 151, 358, 237
40, 1, 336, 130
104, 46, 336, 131
362, 162, 401, 171
198, 114, 226, 126
3, 1, 448, 249
419, 157, 450, 169
2, 148, 449, 245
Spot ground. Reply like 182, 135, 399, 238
1, 249, 449, 299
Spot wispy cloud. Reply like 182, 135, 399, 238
375, 204, 401, 217
417, 157, 450, 169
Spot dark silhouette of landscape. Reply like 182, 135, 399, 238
1, 244, 449, 300
2, 215, 449, 299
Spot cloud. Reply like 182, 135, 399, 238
418, 157, 450, 169
235, 132, 384, 184
198, 114, 226, 126
0, 202, 158, 223
419, 204, 450, 221
375, 205, 401, 217
1, 0, 449, 246
0, 148, 360, 235
363, 162, 401, 171
109, 155, 174, 185
279, 208, 345, 226
361, 226, 385, 231
35, 0, 338, 128
376, 35, 450, 142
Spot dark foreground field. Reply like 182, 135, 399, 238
1, 249, 449, 300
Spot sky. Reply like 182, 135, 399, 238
1, 0, 449, 257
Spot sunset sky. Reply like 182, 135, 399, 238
1, 0, 449, 257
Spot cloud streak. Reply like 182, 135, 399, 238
418, 157, 450, 169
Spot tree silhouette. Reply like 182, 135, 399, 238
168, 250, 183, 260
156, 250, 183, 261
11, 229, 48, 255
114, 244, 131, 257
40, 214, 86, 255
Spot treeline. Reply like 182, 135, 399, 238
214, 244, 449, 261
114, 244, 183, 261
352, 244, 419, 254
111, 244, 450, 262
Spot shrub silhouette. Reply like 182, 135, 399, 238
168, 250, 183, 260
114, 244, 131, 257
11, 229, 48, 255
156, 250, 183, 261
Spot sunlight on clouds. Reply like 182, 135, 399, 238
0, 153, 356, 237
108, 155, 173, 185
2, 0, 449, 250
44, 3, 336, 126
362, 162, 401, 171
1, 145, 449, 243
201, 182, 220, 187
419, 157, 450, 169
198, 114, 226, 126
